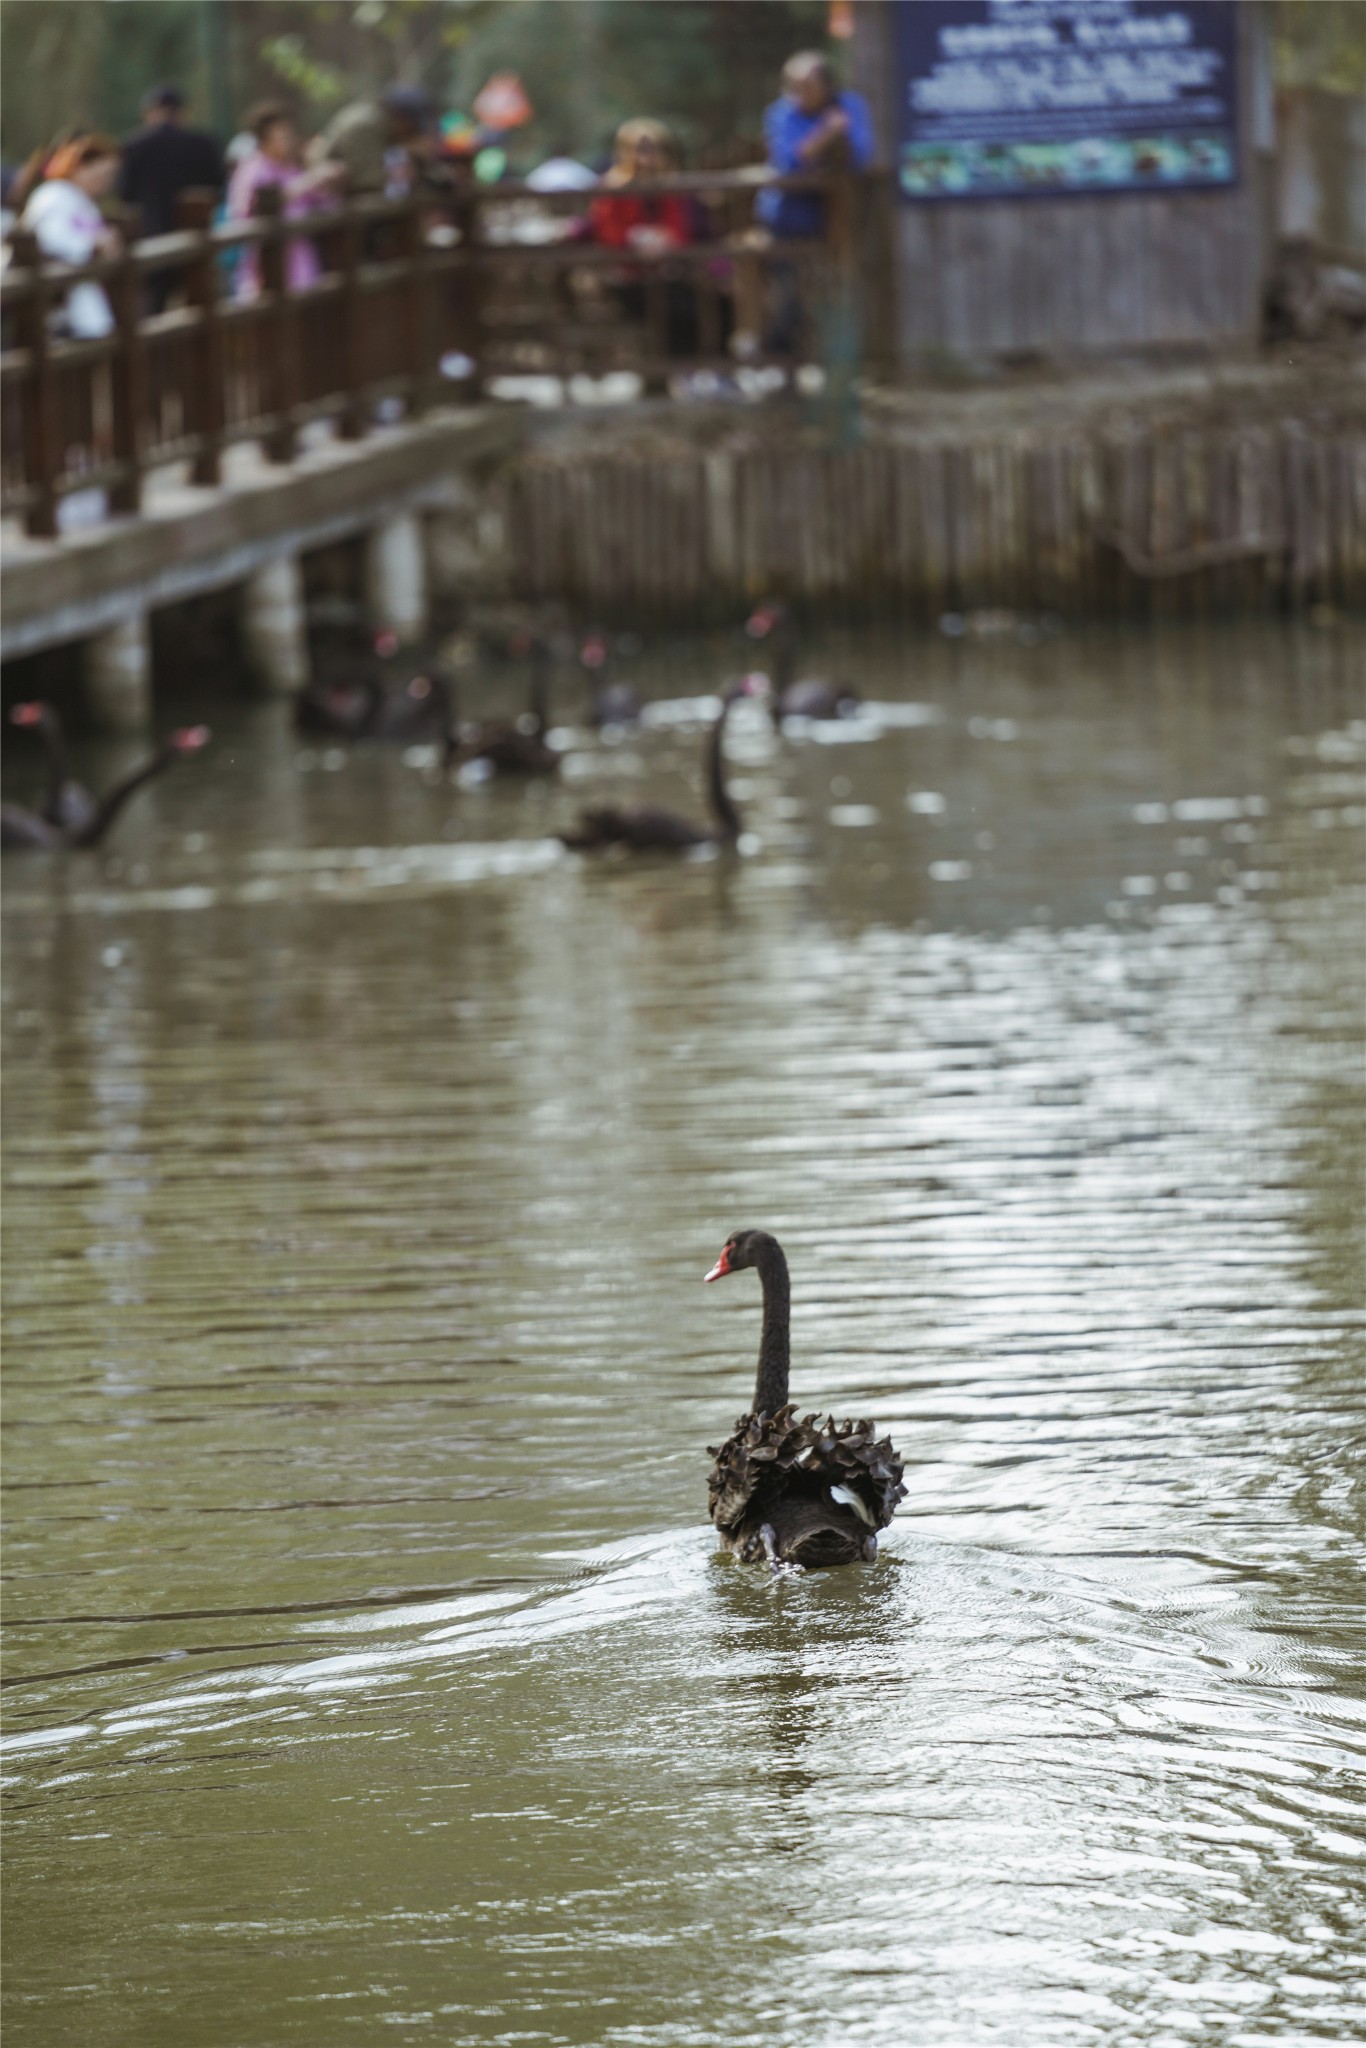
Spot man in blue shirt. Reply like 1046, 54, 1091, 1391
741, 52, 874, 360
757, 52, 875, 241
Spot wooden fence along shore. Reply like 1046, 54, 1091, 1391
504, 409, 1365, 620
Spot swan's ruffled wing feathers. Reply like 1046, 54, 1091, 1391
707, 1405, 906, 1538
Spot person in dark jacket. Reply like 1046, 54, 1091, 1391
117, 83, 223, 308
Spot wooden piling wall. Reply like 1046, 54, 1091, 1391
501, 408, 1366, 622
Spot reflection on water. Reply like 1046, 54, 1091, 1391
2, 621, 1363, 2047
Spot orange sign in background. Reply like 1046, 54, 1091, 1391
473, 73, 534, 130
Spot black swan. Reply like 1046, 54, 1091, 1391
368, 667, 453, 743
295, 626, 397, 738
560, 675, 759, 852
2, 725, 211, 850
9, 701, 98, 836
581, 632, 641, 729
447, 648, 559, 777
296, 629, 450, 743
746, 602, 859, 722
704, 1229, 905, 1570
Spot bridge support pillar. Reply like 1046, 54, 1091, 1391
365, 511, 427, 643
84, 610, 152, 731
243, 553, 309, 693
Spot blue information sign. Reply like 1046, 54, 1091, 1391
894, 1, 1240, 201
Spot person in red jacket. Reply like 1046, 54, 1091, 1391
589, 120, 696, 252
589, 120, 713, 361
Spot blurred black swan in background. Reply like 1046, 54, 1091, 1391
296, 628, 450, 742
2, 720, 212, 850
560, 674, 759, 852
746, 602, 859, 722
581, 632, 641, 729
704, 1228, 905, 1570
9, 701, 98, 835
446, 639, 559, 777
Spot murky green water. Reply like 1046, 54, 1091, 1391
3, 620, 1364, 2047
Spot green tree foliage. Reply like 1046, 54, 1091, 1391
238, 0, 499, 117
1271, 0, 1366, 94
2, 0, 831, 171
446, 0, 830, 165
1, 0, 211, 159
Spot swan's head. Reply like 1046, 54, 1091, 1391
745, 604, 784, 641
704, 1228, 777, 1283
407, 667, 451, 704
169, 726, 212, 754
10, 701, 50, 731
721, 673, 768, 707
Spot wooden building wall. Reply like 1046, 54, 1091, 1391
851, 2, 1270, 362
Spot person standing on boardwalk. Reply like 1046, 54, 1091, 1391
315, 84, 446, 199
226, 104, 344, 299
758, 53, 874, 237
745, 51, 874, 356
117, 84, 223, 309
20, 134, 123, 337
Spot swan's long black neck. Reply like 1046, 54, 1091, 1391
769, 624, 794, 694
72, 745, 178, 848
751, 1236, 791, 1416
707, 697, 741, 842
528, 650, 550, 740
356, 674, 387, 735
440, 675, 464, 764
38, 711, 71, 823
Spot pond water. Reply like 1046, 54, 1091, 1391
2, 620, 1363, 2048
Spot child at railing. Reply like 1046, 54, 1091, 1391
226, 102, 344, 299
588, 120, 724, 364
589, 121, 698, 256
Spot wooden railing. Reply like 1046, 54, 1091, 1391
0, 171, 884, 539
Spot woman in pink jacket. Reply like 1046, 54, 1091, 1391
226, 102, 343, 299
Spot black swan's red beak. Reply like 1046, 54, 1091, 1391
10, 702, 43, 726
745, 607, 775, 639
704, 1244, 734, 1284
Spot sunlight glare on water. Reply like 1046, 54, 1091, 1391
2, 620, 1364, 2047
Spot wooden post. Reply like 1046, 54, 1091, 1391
823, 171, 861, 441
253, 184, 296, 463
85, 609, 152, 730
642, 268, 669, 394
108, 242, 145, 514
335, 205, 364, 440
9, 229, 58, 538
177, 189, 225, 486
697, 261, 721, 361
242, 552, 309, 690
365, 511, 428, 642
452, 184, 485, 401
399, 197, 428, 417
